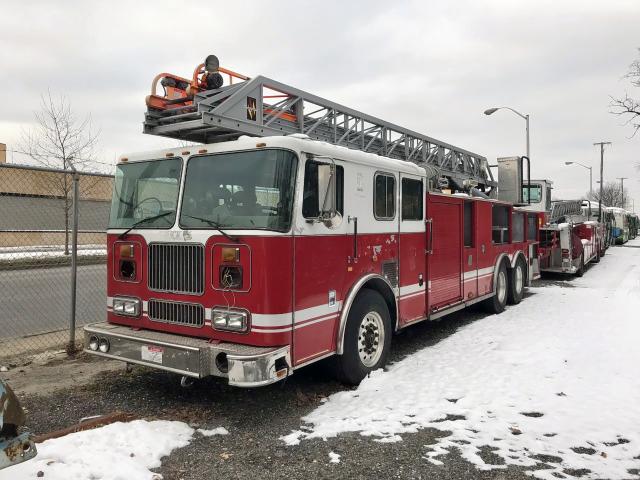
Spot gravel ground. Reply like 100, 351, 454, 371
15, 280, 582, 480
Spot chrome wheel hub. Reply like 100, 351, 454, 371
497, 270, 507, 304
515, 265, 523, 294
358, 311, 385, 368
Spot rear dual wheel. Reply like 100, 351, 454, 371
507, 258, 526, 305
483, 262, 508, 314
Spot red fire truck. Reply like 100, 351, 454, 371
532, 198, 605, 276
84, 56, 539, 387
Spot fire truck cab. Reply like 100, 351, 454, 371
84, 135, 538, 386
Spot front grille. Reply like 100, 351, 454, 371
148, 243, 204, 295
148, 299, 204, 328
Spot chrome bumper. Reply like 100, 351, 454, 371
83, 322, 291, 388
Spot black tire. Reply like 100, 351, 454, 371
593, 248, 600, 263
575, 254, 585, 277
482, 262, 508, 314
334, 289, 392, 385
507, 258, 526, 305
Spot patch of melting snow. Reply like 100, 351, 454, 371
328, 451, 341, 463
0, 420, 195, 480
197, 427, 229, 437
282, 240, 640, 480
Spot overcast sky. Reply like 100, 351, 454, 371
1, 0, 639, 208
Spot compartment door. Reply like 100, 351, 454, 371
427, 196, 463, 312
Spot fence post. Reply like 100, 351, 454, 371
67, 172, 80, 355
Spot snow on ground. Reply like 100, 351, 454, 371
283, 239, 640, 479
328, 451, 341, 463
0, 420, 194, 480
197, 427, 229, 437
0, 244, 106, 260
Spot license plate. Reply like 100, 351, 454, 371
141, 345, 164, 364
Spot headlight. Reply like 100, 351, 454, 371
212, 308, 248, 332
112, 297, 141, 317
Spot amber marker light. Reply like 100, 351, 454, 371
119, 244, 135, 258
222, 247, 240, 263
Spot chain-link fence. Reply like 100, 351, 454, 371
0, 163, 113, 361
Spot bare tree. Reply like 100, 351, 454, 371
587, 181, 629, 209
611, 49, 640, 139
20, 92, 100, 254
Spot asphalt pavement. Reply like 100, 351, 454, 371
0, 264, 106, 338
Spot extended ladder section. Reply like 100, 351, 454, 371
143, 56, 496, 191
549, 200, 585, 224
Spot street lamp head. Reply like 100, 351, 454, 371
484, 108, 499, 115
564, 161, 573, 165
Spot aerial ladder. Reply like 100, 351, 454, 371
143, 55, 496, 193
549, 200, 585, 224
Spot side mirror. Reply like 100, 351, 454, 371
317, 162, 342, 229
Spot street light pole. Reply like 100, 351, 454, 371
593, 142, 611, 222
617, 177, 628, 208
564, 161, 593, 199
484, 107, 530, 160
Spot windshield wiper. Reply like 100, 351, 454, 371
181, 214, 239, 242
118, 211, 173, 239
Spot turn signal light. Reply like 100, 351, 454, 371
119, 244, 135, 258
221, 247, 240, 263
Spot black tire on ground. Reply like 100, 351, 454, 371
575, 253, 585, 277
482, 261, 508, 314
333, 289, 392, 385
507, 257, 526, 305
593, 248, 600, 263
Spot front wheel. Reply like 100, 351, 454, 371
483, 262, 508, 314
334, 289, 392, 385
575, 254, 585, 277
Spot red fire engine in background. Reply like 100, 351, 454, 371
84, 56, 560, 387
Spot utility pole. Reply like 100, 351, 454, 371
593, 142, 611, 222
617, 177, 628, 208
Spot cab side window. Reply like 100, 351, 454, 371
302, 161, 344, 218
401, 178, 423, 220
374, 173, 396, 220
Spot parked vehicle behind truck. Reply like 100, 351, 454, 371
608, 207, 629, 244
0, 379, 37, 470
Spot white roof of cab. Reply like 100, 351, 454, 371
119, 134, 426, 176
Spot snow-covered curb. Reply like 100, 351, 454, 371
282, 240, 640, 480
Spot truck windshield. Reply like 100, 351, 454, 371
109, 158, 182, 229
180, 149, 297, 232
